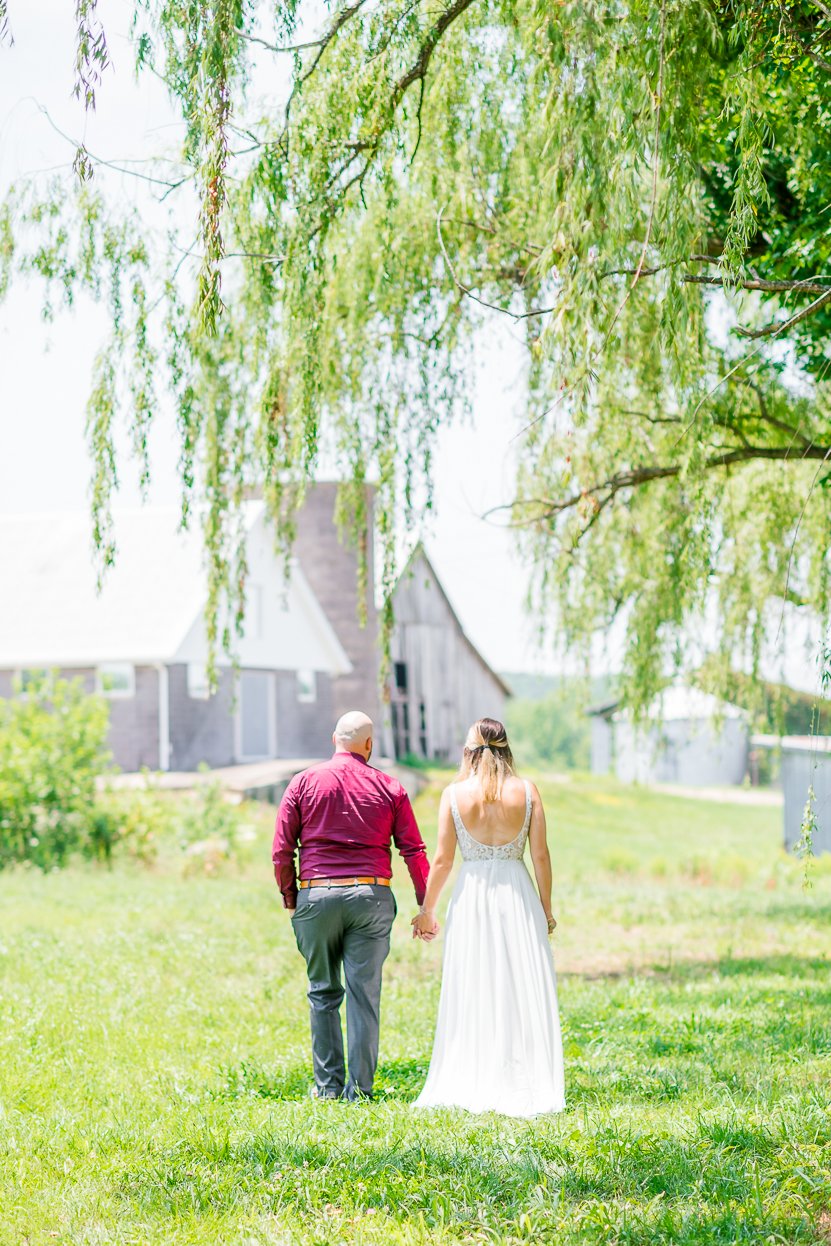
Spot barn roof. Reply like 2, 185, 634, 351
396, 543, 512, 697
0, 504, 351, 673
588, 684, 745, 722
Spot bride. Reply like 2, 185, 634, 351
412, 717, 565, 1117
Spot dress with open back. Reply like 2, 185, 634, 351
414, 780, 565, 1117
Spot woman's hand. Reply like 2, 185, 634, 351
411, 911, 439, 941
544, 912, 557, 935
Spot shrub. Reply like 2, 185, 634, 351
0, 674, 111, 869
95, 776, 178, 865
178, 772, 259, 876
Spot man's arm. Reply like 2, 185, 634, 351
391, 789, 429, 905
272, 778, 302, 909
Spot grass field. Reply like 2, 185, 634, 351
2, 772, 831, 1245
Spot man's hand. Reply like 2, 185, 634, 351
411, 911, 439, 941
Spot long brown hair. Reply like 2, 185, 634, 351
456, 717, 516, 803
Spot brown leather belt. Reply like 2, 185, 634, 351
298, 876, 391, 889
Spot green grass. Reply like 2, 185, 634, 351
2, 773, 831, 1244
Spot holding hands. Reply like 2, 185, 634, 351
411, 909, 439, 941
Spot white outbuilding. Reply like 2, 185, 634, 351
588, 684, 749, 787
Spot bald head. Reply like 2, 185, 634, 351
333, 710, 374, 759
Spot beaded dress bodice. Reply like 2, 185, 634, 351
450, 781, 532, 861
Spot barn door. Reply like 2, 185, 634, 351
237, 671, 276, 760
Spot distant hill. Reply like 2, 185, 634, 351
500, 672, 615, 703
498, 673, 616, 772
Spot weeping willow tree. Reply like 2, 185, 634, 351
2, 0, 831, 704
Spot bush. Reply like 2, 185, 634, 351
0, 675, 111, 869
95, 776, 178, 865
178, 772, 259, 876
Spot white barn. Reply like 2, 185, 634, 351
589, 685, 749, 787
0, 502, 355, 771
0, 491, 506, 773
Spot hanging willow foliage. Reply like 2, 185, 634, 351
2, 0, 831, 705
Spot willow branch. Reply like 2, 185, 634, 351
598, 0, 666, 351
736, 380, 813, 451
0, 0, 12, 45
279, 0, 371, 151
777, 8, 831, 73
684, 274, 831, 294
436, 206, 554, 319
734, 287, 831, 339
297, 0, 370, 86
297, 0, 477, 211
394, 0, 477, 95
312, 0, 479, 228
35, 104, 188, 191
497, 442, 831, 528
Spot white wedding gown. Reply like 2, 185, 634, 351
415, 780, 565, 1117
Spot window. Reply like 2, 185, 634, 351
96, 664, 135, 698
394, 662, 408, 694
419, 702, 428, 756
187, 663, 211, 700
296, 668, 317, 704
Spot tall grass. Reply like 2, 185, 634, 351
1, 773, 829, 1244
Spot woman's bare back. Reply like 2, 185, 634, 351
451, 774, 531, 845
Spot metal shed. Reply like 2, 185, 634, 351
588, 685, 749, 787
781, 736, 831, 855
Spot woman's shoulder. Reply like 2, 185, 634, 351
504, 774, 542, 802
498, 774, 533, 803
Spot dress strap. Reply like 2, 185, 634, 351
449, 783, 465, 833
521, 780, 532, 835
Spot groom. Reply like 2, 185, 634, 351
272, 710, 434, 1101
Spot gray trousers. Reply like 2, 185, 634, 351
291, 884, 396, 1099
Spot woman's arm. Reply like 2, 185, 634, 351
527, 784, 556, 930
412, 787, 457, 939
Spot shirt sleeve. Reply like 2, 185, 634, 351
272, 777, 302, 908
391, 788, 430, 905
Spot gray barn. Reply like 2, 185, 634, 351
388, 545, 510, 761
589, 685, 749, 787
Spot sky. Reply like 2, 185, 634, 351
0, 4, 824, 694
0, 0, 570, 679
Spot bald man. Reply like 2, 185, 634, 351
272, 711, 430, 1101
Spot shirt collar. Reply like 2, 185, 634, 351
332, 750, 369, 765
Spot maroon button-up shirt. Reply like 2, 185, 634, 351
272, 751, 430, 909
